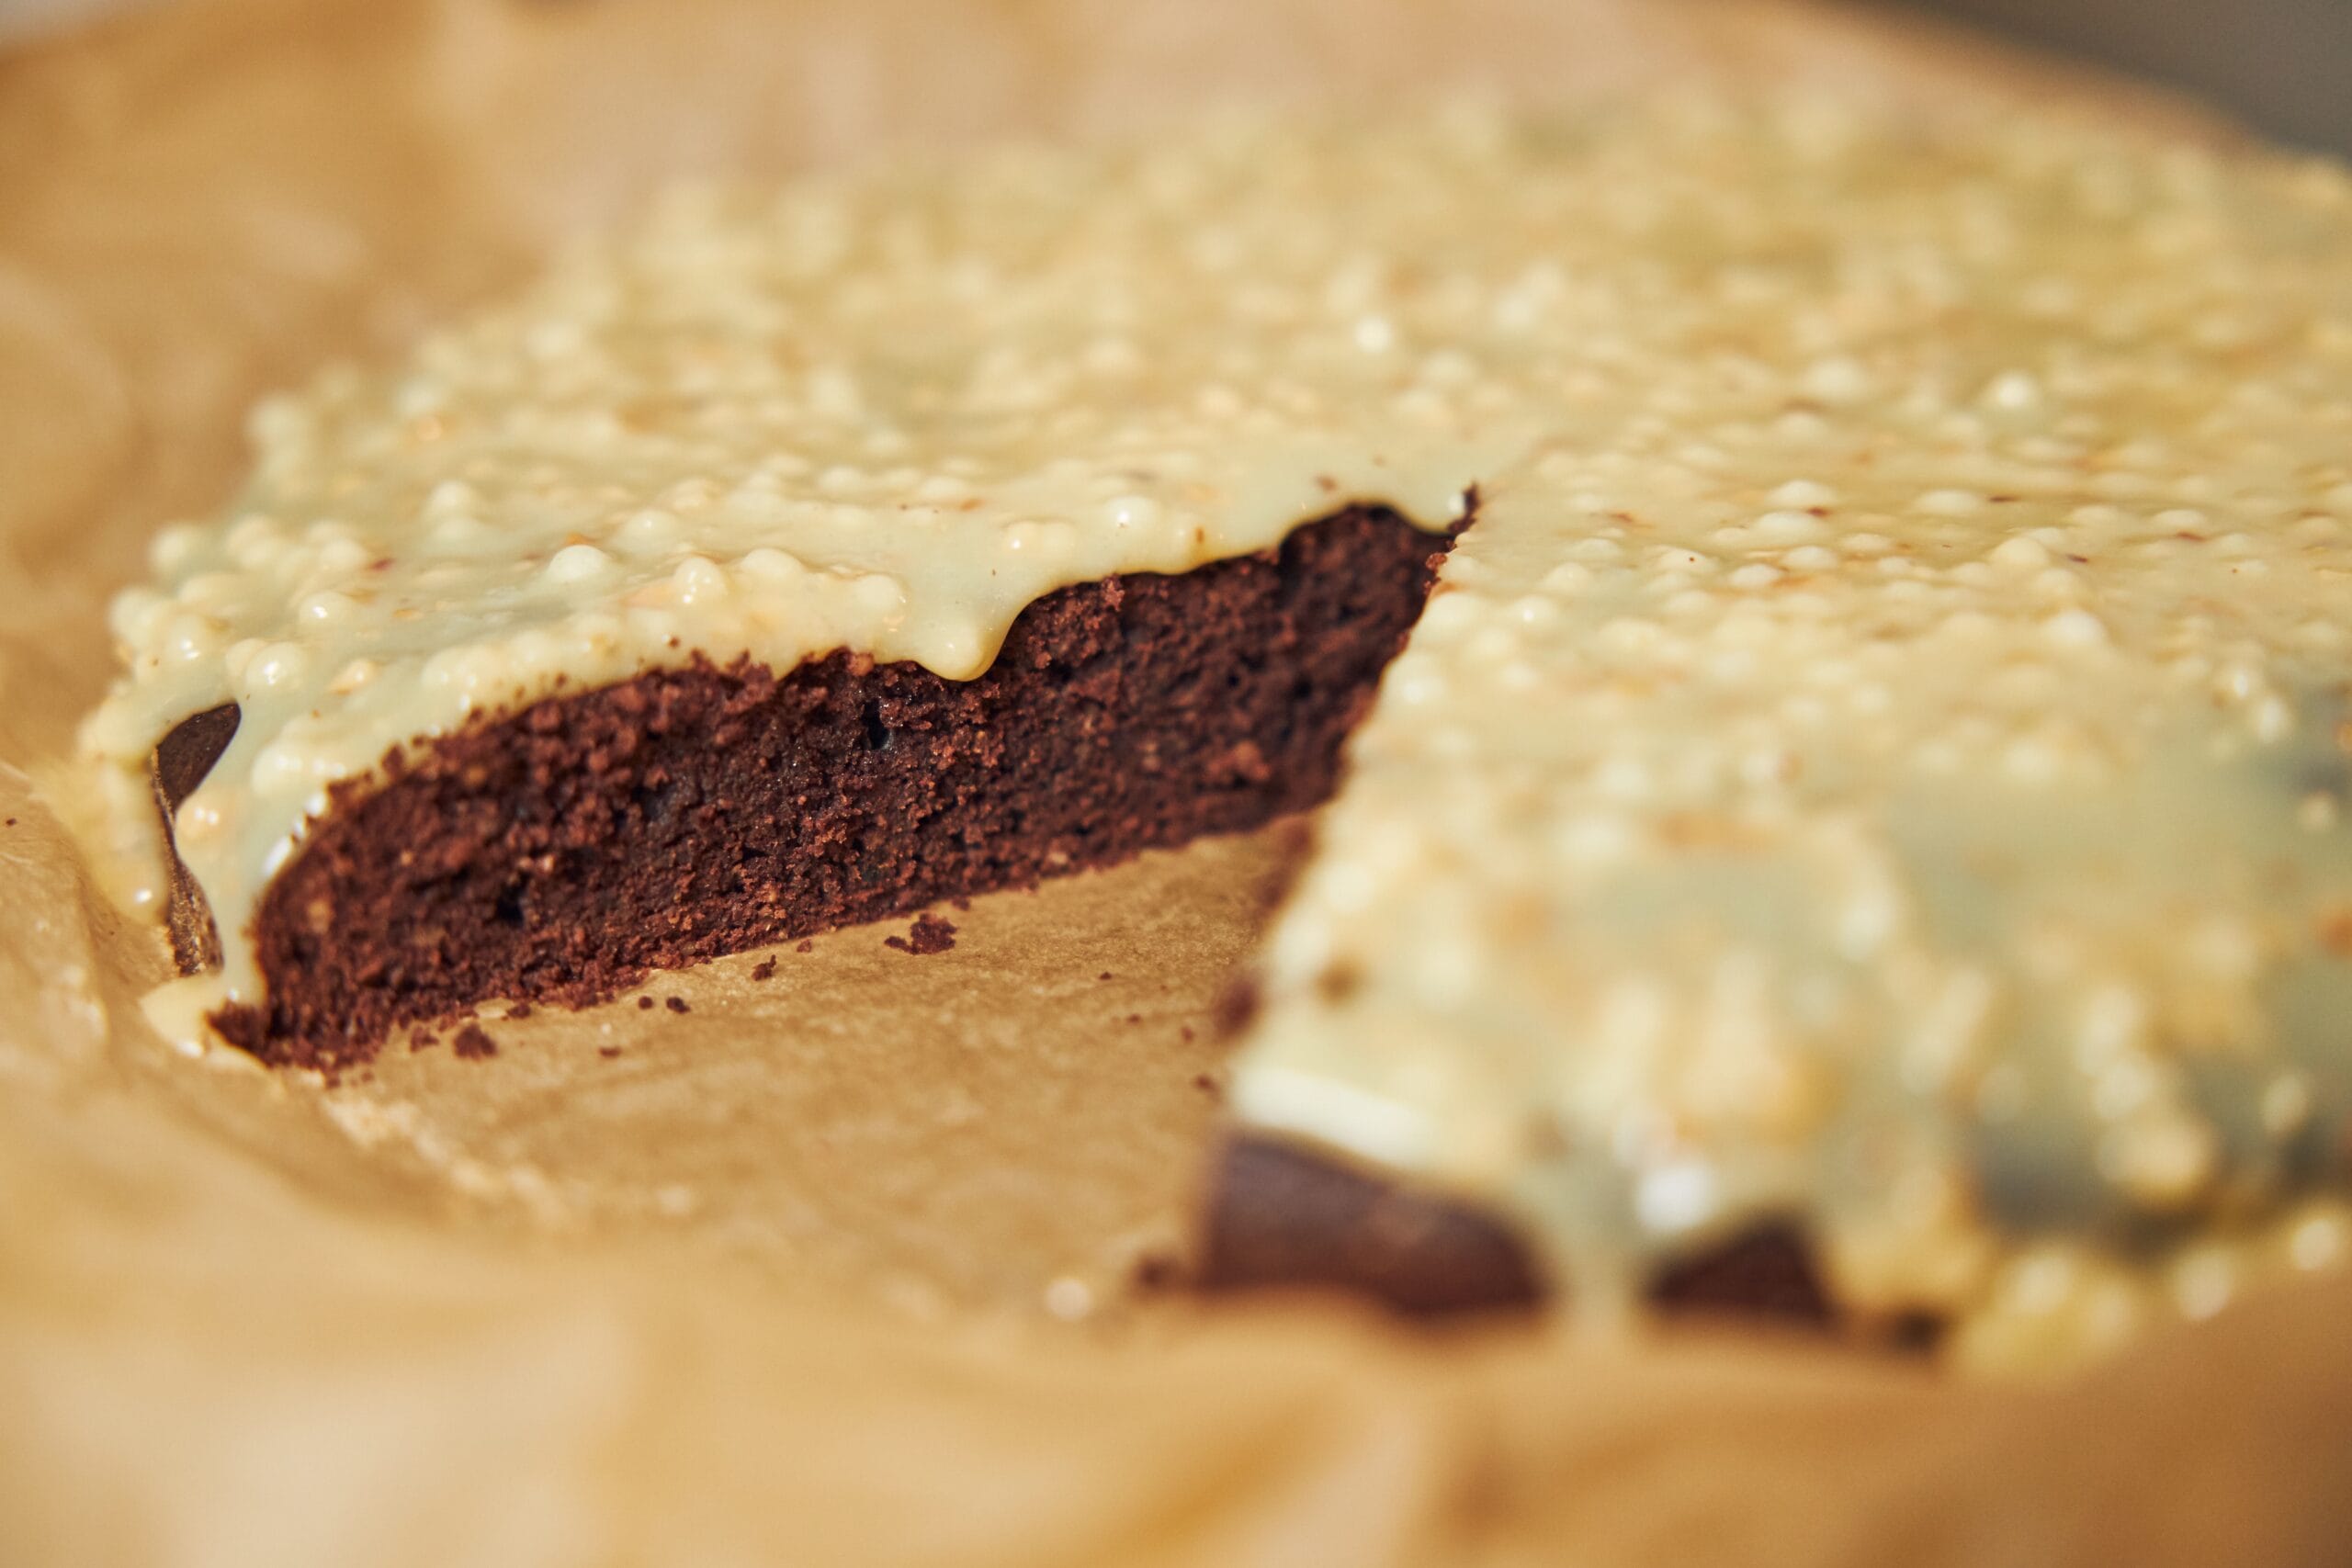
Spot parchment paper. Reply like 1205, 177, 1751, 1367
3, 1, 2348, 1563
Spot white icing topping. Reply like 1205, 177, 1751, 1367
85, 103, 2352, 1362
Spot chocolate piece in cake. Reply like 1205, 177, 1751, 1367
152, 701, 238, 974
1198, 1134, 1868, 1332
188, 505, 1451, 1071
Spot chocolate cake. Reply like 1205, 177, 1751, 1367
175, 505, 1453, 1072
83, 106, 2352, 1369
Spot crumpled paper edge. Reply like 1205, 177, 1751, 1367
3, 2, 2346, 1564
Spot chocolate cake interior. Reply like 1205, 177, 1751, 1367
164, 504, 1453, 1072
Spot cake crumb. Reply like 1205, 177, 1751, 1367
1132, 1252, 1182, 1291
599, 1045, 623, 1059
451, 1023, 498, 1060
1210, 976, 1261, 1038
1098, 971, 1114, 982
1193, 1072, 1224, 1101
750, 956, 777, 981
665, 996, 691, 1014
638, 996, 655, 1010
795, 939, 814, 953
884, 912, 958, 955
408, 1027, 437, 1052
1125, 1012, 1142, 1024
1181, 1026, 1195, 1043
507, 1001, 533, 1020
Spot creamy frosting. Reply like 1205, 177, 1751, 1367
84, 102, 2352, 1364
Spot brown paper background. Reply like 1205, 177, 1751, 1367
3, 1, 2349, 1562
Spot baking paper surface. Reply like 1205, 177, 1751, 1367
2, 1, 2347, 1562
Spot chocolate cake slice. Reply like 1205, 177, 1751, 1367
175, 505, 1453, 1071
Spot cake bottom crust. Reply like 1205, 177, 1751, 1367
1195, 1135, 1860, 1329
184, 505, 1452, 1071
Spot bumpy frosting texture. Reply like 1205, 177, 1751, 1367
85, 105, 2352, 1363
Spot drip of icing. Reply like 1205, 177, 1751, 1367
83, 102, 2352, 1366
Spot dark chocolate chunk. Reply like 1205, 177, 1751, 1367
151, 701, 240, 974
153, 701, 240, 811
